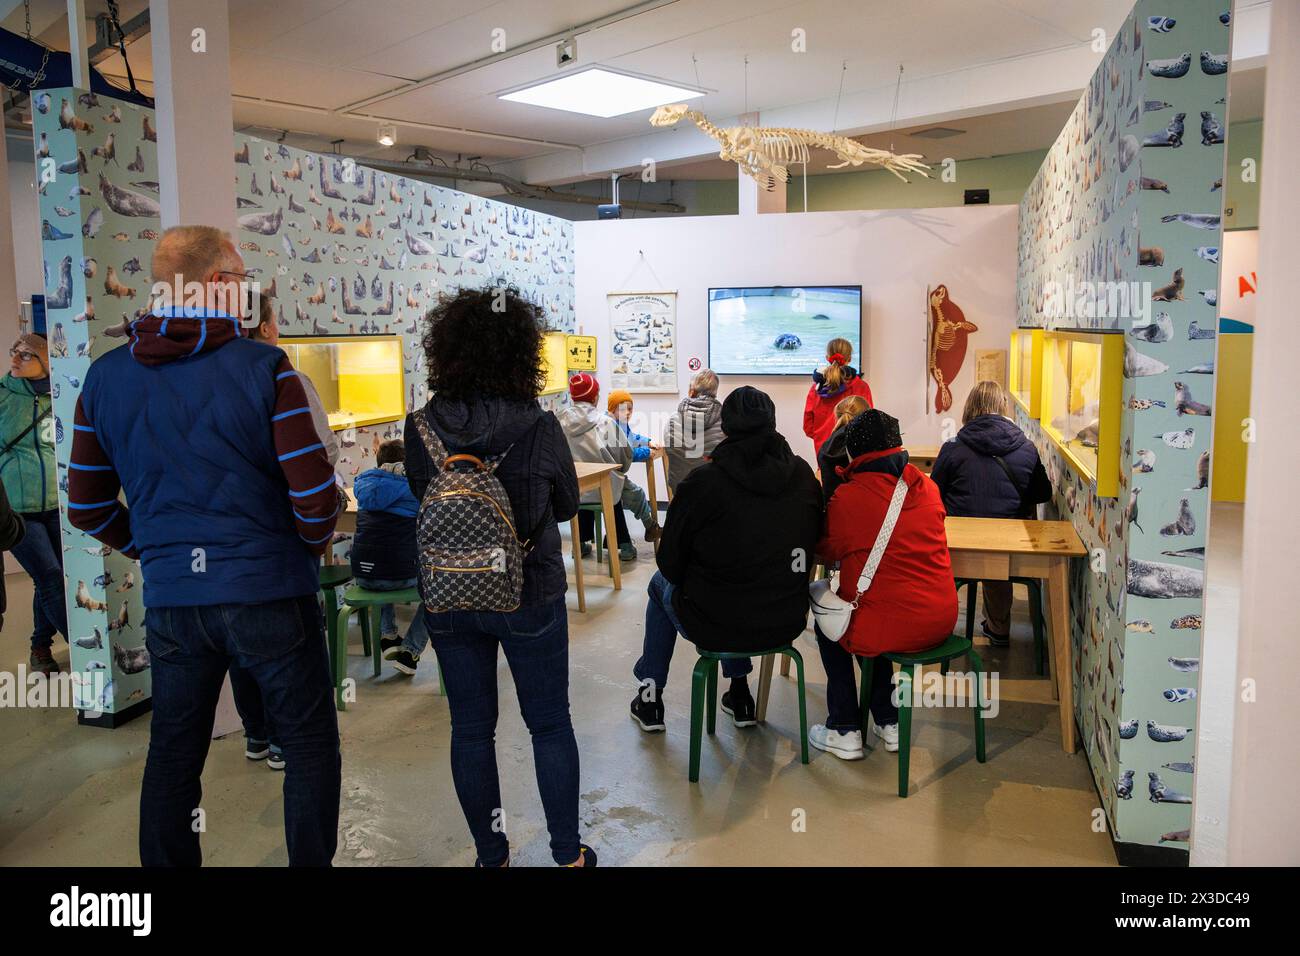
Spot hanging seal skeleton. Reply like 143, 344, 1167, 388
649, 105, 930, 190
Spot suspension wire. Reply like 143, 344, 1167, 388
888, 64, 904, 153
831, 59, 847, 135
106, 0, 141, 95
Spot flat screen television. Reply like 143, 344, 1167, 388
707, 286, 862, 376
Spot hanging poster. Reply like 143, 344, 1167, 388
975, 349, 1007, 391
607, 291, 677, 393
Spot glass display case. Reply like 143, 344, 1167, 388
540, 331, 570, 395
280, 335, 406, 431
1039, 330, 1123, 496
1009, 328, 1043, 417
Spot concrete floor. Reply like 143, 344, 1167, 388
0, 526, 1116, 866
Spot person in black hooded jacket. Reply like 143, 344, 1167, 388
404, 286, 595, 868
930, 381, 1052, 644
631, 386, 823, 731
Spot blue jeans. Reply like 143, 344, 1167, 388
815, 626, 898, 732
227, 660, 282, 755
354, 576, 427, 655
633, 571, 752, 693
424, 595, 581, 866
9, 509, 68, 650
141, 594, 340, 866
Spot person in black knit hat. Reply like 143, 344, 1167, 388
631, 386, 823, 732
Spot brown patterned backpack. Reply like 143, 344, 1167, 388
410, 409, 526, 612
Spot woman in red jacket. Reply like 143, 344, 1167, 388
802, 337, 873, 457
810, 408, 958, 761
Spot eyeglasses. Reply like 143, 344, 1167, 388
214, 270, 255, 282
9, 347, 39, 362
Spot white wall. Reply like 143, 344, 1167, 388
6, 146, 43, 309
575, 206, 1019, 468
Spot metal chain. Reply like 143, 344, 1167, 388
22, 0, 52, 91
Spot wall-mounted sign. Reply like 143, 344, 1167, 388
688, 357, 701, 372
607, 291, 677, 393
566, 334, 597, 370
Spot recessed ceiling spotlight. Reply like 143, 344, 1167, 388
498, 66, 705, 118
377, 123, 397, 147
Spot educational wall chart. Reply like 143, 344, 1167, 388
607, 291, 677, 392
1014, 0, 1229, 853
35, 86, 576, 721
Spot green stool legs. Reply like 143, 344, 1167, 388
896, 664, 915, 798
957, 577, 1048, 676
971, 648, 988, 763
688, 647, 807, 783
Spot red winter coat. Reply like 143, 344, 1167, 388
803, 369, 873, 456
816, 449, 958, 658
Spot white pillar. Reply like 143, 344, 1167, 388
736, 112, 787, 216
1226, 0, 1300, 866
66, 0, 90, 89
0, 87, 20, 344
149, 0, 237, 232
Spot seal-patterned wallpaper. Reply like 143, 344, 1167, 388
36, 86, 575, 718
1015, 0, 1229, 851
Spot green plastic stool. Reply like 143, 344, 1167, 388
689, 647, 808, 782
577, 503, 604, 564
857, 634, 987, 798
335, 585, 442, 709
956, 577, 1047, 675
319, 565, 354, 710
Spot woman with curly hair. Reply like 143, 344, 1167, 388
403, 284, 595, 868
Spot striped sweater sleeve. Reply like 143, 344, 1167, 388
67, 395, 138, 558
273, 354, 339, 554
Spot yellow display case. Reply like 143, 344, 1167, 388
540, 331, 570, 396
1039, 330, 1123, 497
280, 335, 406, 431
1009, 328, 1043, 417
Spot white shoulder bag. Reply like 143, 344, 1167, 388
809, 476, 909, 642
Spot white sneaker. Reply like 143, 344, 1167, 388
809, 724, 865, 760
873, 722, 900, 753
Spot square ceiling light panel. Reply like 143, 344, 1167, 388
499, 67, 705, 118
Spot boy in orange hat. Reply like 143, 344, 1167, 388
558, 374, 660, 562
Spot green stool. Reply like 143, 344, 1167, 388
857, 634, 987, 798
956, 577, 1047, 675
689, 647, 808, 783
577, 503, 605, 564
319, 565, 354, 710
335, 585, 441, 709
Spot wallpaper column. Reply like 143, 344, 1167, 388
1014, 0, 1230, 856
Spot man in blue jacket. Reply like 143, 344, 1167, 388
67, 225, 341, 866
351, 439, 425, 675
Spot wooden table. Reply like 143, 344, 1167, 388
944, 517, 1086, 753
907, 445, 942, 474
640, 446, 672, 555
571, 462, 624, 610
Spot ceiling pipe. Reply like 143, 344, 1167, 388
355, 155, 684, 213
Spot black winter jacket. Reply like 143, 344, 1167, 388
930, 414, 1052, 519
657, 429, 823, 652
0, 481, 25, 623
405, 397, 580, 607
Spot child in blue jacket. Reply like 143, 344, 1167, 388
352, 439, 427, 675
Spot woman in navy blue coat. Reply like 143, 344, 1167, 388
930, 382, 1052, 644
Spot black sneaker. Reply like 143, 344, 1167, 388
245, 738, 270, 761
630, 692, 665, 732
981, 622, 1010, 647
388, 650, 419, 675
581, 542, 593, 558
563, 844, 598, 867
379, 634, 403, 653
267, 750, 285, 771
721, 686, 757, 728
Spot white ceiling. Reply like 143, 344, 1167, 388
4, 0, 1270, 184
